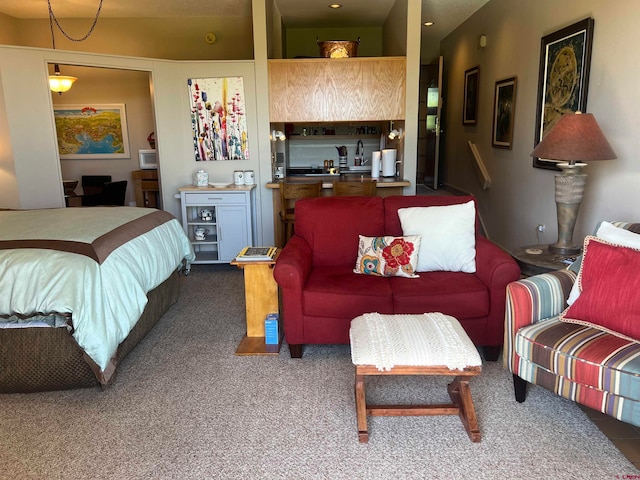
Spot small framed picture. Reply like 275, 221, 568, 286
463, 66, 479, 125
138, 149, 157, 169
492, 77, 517, 149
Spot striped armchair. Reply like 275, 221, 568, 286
504, 223, 640, 427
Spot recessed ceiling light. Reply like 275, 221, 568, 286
424, 21, 434, 27
329, 3, 342, 9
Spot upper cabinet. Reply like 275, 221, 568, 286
268, 57, 406, 123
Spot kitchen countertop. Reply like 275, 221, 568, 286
266, 176, 410, 189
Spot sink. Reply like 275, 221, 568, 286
344, 165, 371, 172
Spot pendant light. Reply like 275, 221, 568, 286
49, 63, 77, 94
48, 0, 103, 95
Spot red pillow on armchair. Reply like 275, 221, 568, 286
561, 236, 640, 342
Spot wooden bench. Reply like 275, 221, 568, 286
350, 313, 482, 443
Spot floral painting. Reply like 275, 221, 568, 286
188, 77, 249, 161
54, 104, 130, 159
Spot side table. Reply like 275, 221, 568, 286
231, 249, 281, 355
511, 244, 578, 277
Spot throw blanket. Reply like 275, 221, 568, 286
0, 207, 195, 382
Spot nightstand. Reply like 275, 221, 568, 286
511, 244, 578, 277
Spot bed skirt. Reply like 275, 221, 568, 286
0, 270, 181, 393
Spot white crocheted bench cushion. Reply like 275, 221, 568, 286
349, 312, 482, 371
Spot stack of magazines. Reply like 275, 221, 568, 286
234, 246, 278, 261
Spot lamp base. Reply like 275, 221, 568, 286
548, 243, 581, 255
552, 162, 587, 258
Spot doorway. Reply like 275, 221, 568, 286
416, 57, 443, 190
49, 64, 158, 207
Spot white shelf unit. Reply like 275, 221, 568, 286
179, 186, 256, 264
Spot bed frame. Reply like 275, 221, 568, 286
0, 270, 181, 393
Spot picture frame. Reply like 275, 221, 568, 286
53, 104, 130, 159
492, 77, 517, 149
187, 77, 250, 161
533, 17, 594, 169
138, 149, 157, 169
463, 66, 479, 125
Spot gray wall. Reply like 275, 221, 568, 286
441, 0, 640, 251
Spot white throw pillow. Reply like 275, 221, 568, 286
397, 201, 476, 273
566, 221, 640, 305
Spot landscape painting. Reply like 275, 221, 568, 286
54, 104, 130, 159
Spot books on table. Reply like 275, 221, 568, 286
235, 246, 277, 262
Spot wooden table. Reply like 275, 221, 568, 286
131, 169, 159, 208
231, 249, 281, 355
512, 244, 579, 277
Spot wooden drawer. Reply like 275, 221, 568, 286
184, 192, 247, 205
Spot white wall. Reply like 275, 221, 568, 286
0, 47, 273, 244
441, 0, 640, 251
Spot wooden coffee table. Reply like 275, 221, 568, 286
350, 313, 482, 443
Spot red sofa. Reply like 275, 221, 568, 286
273, 195, 521, 359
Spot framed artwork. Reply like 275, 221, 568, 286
188, 77, 250, 161
533, 17, 594, 169
53, 104, 130, 159
492, 77, 517, 149
463, 66, 479, 125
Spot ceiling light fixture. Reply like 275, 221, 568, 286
329, 4, 342, 9
423, 21, 434, 26
48, 0, 104, 94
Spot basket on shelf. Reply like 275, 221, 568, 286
317, 37, 360, 58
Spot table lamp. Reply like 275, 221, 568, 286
530, 112, 616, 255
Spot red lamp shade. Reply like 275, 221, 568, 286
531, 112, 617, 163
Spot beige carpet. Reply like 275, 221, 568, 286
0, 265, 636, 479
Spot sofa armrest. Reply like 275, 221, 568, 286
503, 268, 577, 372
273, 235, 313, 344
473, 237, 522, 345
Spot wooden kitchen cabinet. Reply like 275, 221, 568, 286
268, 57, 406, 122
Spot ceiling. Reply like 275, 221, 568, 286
0, 0, 489, 45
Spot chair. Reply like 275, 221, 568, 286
278, 180, 322, 246
82, 180, 127, 206
332, 180, 377, 197
505, 221, 640, 427
81, 175, 112, 196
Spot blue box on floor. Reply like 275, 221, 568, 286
265, 313, 279, 344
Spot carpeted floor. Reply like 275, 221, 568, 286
0, 265, 636, 479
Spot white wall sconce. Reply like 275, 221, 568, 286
388, 128, 403, 140
271, 130, 286, 141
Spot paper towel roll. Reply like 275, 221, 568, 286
381, 149, 397, 177
371, 151, 381, 179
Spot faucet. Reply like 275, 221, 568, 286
356, 140, 365, 165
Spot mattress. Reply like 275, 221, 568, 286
0, 207, 195, 383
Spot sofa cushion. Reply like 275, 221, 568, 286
383, 195, 478, 236
390, 271, 489, 319
353, 235, 421, 278
303, 266, 394, 319
561, 236, 640, 342
295, 196, 384, 268
397, 200, 476, 273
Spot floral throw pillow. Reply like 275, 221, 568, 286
353, 235, 421, 278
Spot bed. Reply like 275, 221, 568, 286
0, 207, 195, 393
